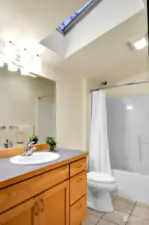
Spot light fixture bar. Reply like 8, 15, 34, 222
0, 41, 42, 77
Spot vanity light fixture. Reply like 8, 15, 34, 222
0, 40, 42, 77
133, 37, 148, 50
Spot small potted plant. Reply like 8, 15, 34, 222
30, 134, 38, 144
45, 136, 56, 152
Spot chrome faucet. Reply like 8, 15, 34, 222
21, 141, 36, 156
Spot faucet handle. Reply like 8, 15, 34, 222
26, 141, 34, 149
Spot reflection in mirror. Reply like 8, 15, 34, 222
0, 67, 56, 149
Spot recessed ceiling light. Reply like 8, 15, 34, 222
133, 37, 148, 50
126, 105, 133, 110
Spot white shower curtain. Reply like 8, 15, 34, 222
89, 90, 111, 175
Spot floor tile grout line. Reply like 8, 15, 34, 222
136, 203, 149, 210
101, 212, 105, 219
87, 197, 149, 225
101, 197, 135, 225
125, 201, 137, 225
98, 195, 118, 220
110, 209, 132, 215
101, 217, 120, 225
95, 217, 102, 225
111, 195, 118, 203
86, 211, 101, 225
88, 210, 106, 220
130, 213, 149, 221
88, 212, 103, 219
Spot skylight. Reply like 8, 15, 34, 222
58, 0, 102, 35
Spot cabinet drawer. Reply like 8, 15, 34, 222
70, 195, 87, 225
0, 165, 69, 213
70, 171, 87, 205
70, 158, 87, 177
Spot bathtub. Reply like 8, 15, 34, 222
112, 169, 149, 204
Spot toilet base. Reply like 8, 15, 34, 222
88, 190, 114, 212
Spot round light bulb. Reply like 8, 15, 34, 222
21, 67, 29, 76
8, 62, 18, 72
4, 41, 16, 64
0, 53, 4, 67
32, 54, 41, 74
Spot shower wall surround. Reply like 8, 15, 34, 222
107, 95, 149, 176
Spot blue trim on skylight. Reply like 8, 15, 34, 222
58, 0, 93, 31
57, 0, 102, 35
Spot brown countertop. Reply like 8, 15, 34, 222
0, 148, 87, 189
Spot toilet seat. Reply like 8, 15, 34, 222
88, 172, 115, 184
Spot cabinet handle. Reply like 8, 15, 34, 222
40, 198, 44, 212
76, 178, 83, 182
34, 202, 39, 216
77, 204, 82, 209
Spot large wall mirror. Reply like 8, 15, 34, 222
0, 67, 56, 149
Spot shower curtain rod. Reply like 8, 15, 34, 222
91, 79, 149, 92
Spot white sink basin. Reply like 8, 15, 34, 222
10, 152, 60, 165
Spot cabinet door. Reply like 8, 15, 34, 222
0, 198, 38, 225
39, 180, 69, 225
70, 195, 87, 225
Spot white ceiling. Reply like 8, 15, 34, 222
0, 0, 147, 83
0, 0, 86, 63
56, 8, 148, 84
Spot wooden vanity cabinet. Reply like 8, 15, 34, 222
0, 181, 69, 225
0, 157, 87, 225
38, 180, 69, 225
0, 198, 36, 225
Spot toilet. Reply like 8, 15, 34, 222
87, 171, 116, 212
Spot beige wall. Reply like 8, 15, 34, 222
56, 74, 86, 150
107, 71, 149, 97
86, 71, 149, 99
40, 63, 87, 150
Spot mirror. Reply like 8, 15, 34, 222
0, 67, 56, 149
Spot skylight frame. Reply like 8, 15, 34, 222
57, 0, 103, 35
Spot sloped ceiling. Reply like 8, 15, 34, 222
0, 0, 86, 64
0, 0, 147, 84
55, 9, 148, 84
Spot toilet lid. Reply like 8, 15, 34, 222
87, 172, 115, 184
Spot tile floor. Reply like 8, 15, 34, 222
83, 196, 149, 225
